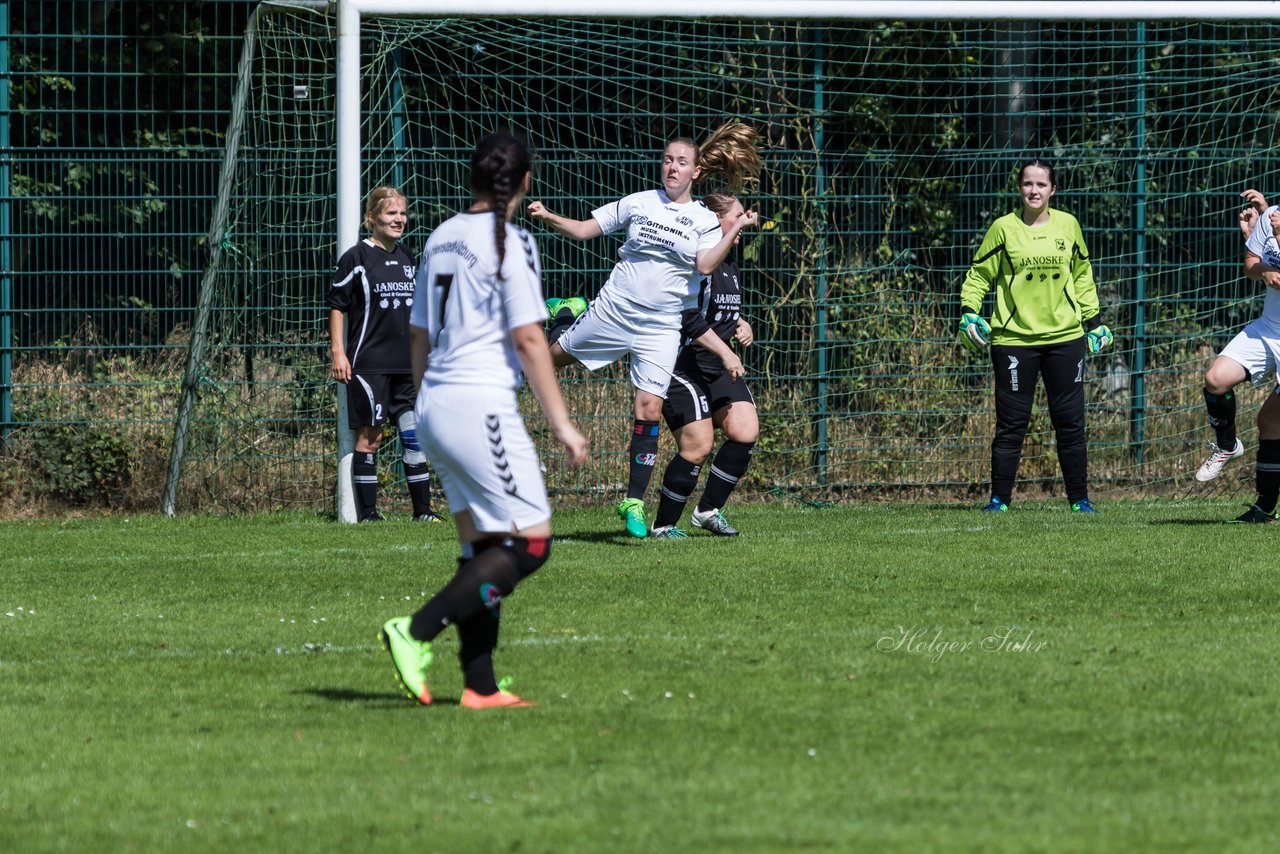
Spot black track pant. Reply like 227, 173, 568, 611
989, 337, 1089, 504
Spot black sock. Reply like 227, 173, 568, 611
697, 441, 755, 513
404, 460, 432, 517
547, 307, 576, 345
626, 420, 660, 500
352, 451, 379, 520
408, 542, 520, 643
457, 612, 501, 695
1256, 439, 1280, 514
654, 454, 701, 528
1204, 387, 1237, 449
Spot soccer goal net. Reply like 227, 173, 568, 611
165, 0, 1277, 516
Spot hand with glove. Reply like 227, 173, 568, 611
957, 311, 991, 354
1086, 323, 1114, 354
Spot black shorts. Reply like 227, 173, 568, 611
662, 363, 756, 431
346, 372, 416, 428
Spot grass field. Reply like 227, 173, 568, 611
2, 500, 1277, 852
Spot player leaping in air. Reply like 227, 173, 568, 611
528, 121, 761, 539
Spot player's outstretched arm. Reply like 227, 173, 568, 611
696, 209, 759, 275
511, 323, 588, 465
526, 201, 604, 241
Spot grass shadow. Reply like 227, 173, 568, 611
1149, 517, 1247, 526
552, 529, 647, 544
296, 688, 460, 707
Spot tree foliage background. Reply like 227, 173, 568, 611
9, 0, 255, 348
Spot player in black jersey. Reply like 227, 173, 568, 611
328, 186, 438, 523
651, 192, 759, 538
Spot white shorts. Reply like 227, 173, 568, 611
557, 288, 680, 398
414, 384, 551, 533
1219, 317, 1280, 388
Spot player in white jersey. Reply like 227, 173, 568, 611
328, 186, 438, 522
378, 132, 587, 709
1196, 188, 1280, 522
527, 120, 762, 538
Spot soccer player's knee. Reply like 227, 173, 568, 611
357, 429, 383, 453
728, 422, 759, 444
1204, 369, 1237, 396
638, 404, 663, 422
679, 437, 714, 464
1259, 396, 1280, 437
550, 343, 577, 368
397, 411, 427, 465
502, 536, 551, 579
461, 538, 521, 598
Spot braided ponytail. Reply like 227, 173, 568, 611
470, 132, 532, 279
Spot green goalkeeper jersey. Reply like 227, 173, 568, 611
959, 208, 1100, 347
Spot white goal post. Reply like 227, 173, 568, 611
330, 0, 1269, 522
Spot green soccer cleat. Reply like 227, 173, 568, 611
980, 497, 1009, 513
546, 296, 588, 320
617, 497, 648, 539
1070, 499, 1098, 513
379, 616, 434, 705
650, 525, 690, 540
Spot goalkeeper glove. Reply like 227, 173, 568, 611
1086, 324, 1114, 354
957, 312, 991, 354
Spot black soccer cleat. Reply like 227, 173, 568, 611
1228, 503, 1277, 524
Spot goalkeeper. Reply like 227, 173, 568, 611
957, 159, 1114, 513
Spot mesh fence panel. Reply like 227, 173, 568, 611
8, 5, 1280, 511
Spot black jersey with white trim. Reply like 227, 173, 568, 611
328, 239, 417, 373
678, 256, 743, 376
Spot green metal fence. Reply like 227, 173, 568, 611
3, 2, 1277, 514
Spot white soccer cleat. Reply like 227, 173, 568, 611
691, 507, 740, 537
1195, 438, 1244, 482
